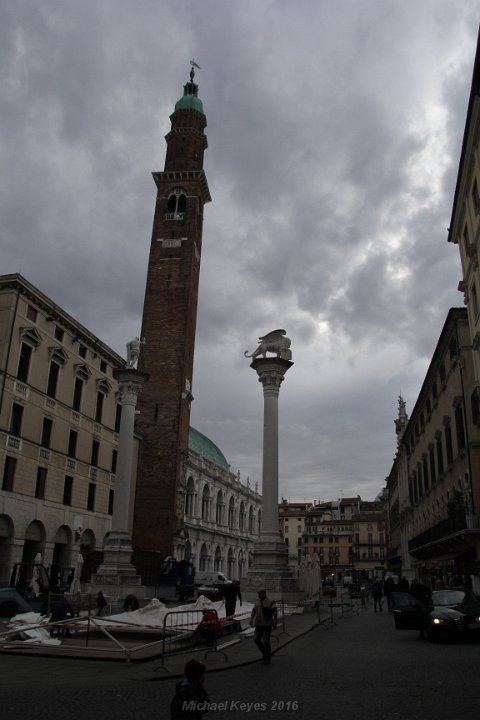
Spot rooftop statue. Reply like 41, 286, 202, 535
126, 337, 146, 368
244, 329, 292, 361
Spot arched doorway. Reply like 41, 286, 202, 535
51, 525, 74, 589
79, 530, 98, 582
199, 543, 209, 571
0, 514, 14, 585
214, 546, 222, 572
227, 548, 235, 579
22, 521, 46, 564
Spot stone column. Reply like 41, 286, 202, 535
255, 358, 292, 547
90, 368, 148, 600
243, 352, 303, 602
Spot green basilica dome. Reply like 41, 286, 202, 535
188, 426, 229, 471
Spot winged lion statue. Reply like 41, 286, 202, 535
244, 329, 292, 361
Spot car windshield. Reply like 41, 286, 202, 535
431, 590, 465, 606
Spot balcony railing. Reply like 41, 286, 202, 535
165, 212, 185, 221
6, 435, 21, 451
408, 514, 473, 552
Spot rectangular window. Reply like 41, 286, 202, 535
46, 361, 60, 399
95, 392, 104, 424
9, 403, 24, 436
436, 436, 444, 475
445, 424, 454, 465
455, 406, 466, 452
35, 467, 47, 499
429, 448, 436, 485
100, 360, 107, 373
418, 465, 423, 497
115, 404, 122, 433
87, 483, 96, 511
79, 345, 87, 359
108, 489, 114, 515
54, 326, 64, 342
2, 456, 16, 492
26, 305, 37, 322
68, 430, 78, 459
63, 475, 73, 505
111, 449, 117, 473
73, 378, 83, 412
41, 417, 53, 448
17, 343, 32, 382
423, 457, 429, 491
90, 440, 100, 467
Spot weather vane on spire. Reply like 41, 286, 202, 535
190, 58, 200, 82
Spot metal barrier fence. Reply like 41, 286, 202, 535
0, 607, 228, 665
155, 607, 228, 671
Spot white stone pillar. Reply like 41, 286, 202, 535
89, 367, 148, 600
111, 369, 148, 533
255, 361, 290, 542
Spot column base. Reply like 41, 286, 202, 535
241, 569, 304, 603
90, 531, 146, 599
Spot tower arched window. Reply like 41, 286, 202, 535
177, 194, 186, 212
166, 188, 187, 218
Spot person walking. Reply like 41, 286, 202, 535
170, 659, 209, 719
224, 580, 242, 620
250, 587, 277, 665
383, 575, 396, 611
96, 591, 107, 617
371, 576, 383, 612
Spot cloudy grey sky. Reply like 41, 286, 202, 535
2, 0, 479, 502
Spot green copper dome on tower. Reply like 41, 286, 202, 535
175, 61, 204, 114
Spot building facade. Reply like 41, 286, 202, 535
302, 498, 386, 580
0, 274, 130, 586
182, 428, 261, 579
386, 309, 480, 591
0, 274, 261, 588
278, 499, 312, 568
134, 67, 211, 557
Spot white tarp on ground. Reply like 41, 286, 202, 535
90, 595, 254, 628
4, 596, 254, 644
4, 612, 61, 645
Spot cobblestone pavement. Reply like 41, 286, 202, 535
1, 602, 480, 720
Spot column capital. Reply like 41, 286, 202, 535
113, 368, 149, 406
251, 357, 293, 394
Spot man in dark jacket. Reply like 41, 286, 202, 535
223, 580, 242, 619
250, 587, 277, 664
170, 659, 209, 719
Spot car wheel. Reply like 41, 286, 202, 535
425, 626, 436, 642
0, 601, 19, 618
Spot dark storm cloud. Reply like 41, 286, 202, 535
1, 0, 479, 501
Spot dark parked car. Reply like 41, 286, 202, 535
392, 588, 480, 641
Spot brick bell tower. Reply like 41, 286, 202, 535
133, 64, 211, 556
